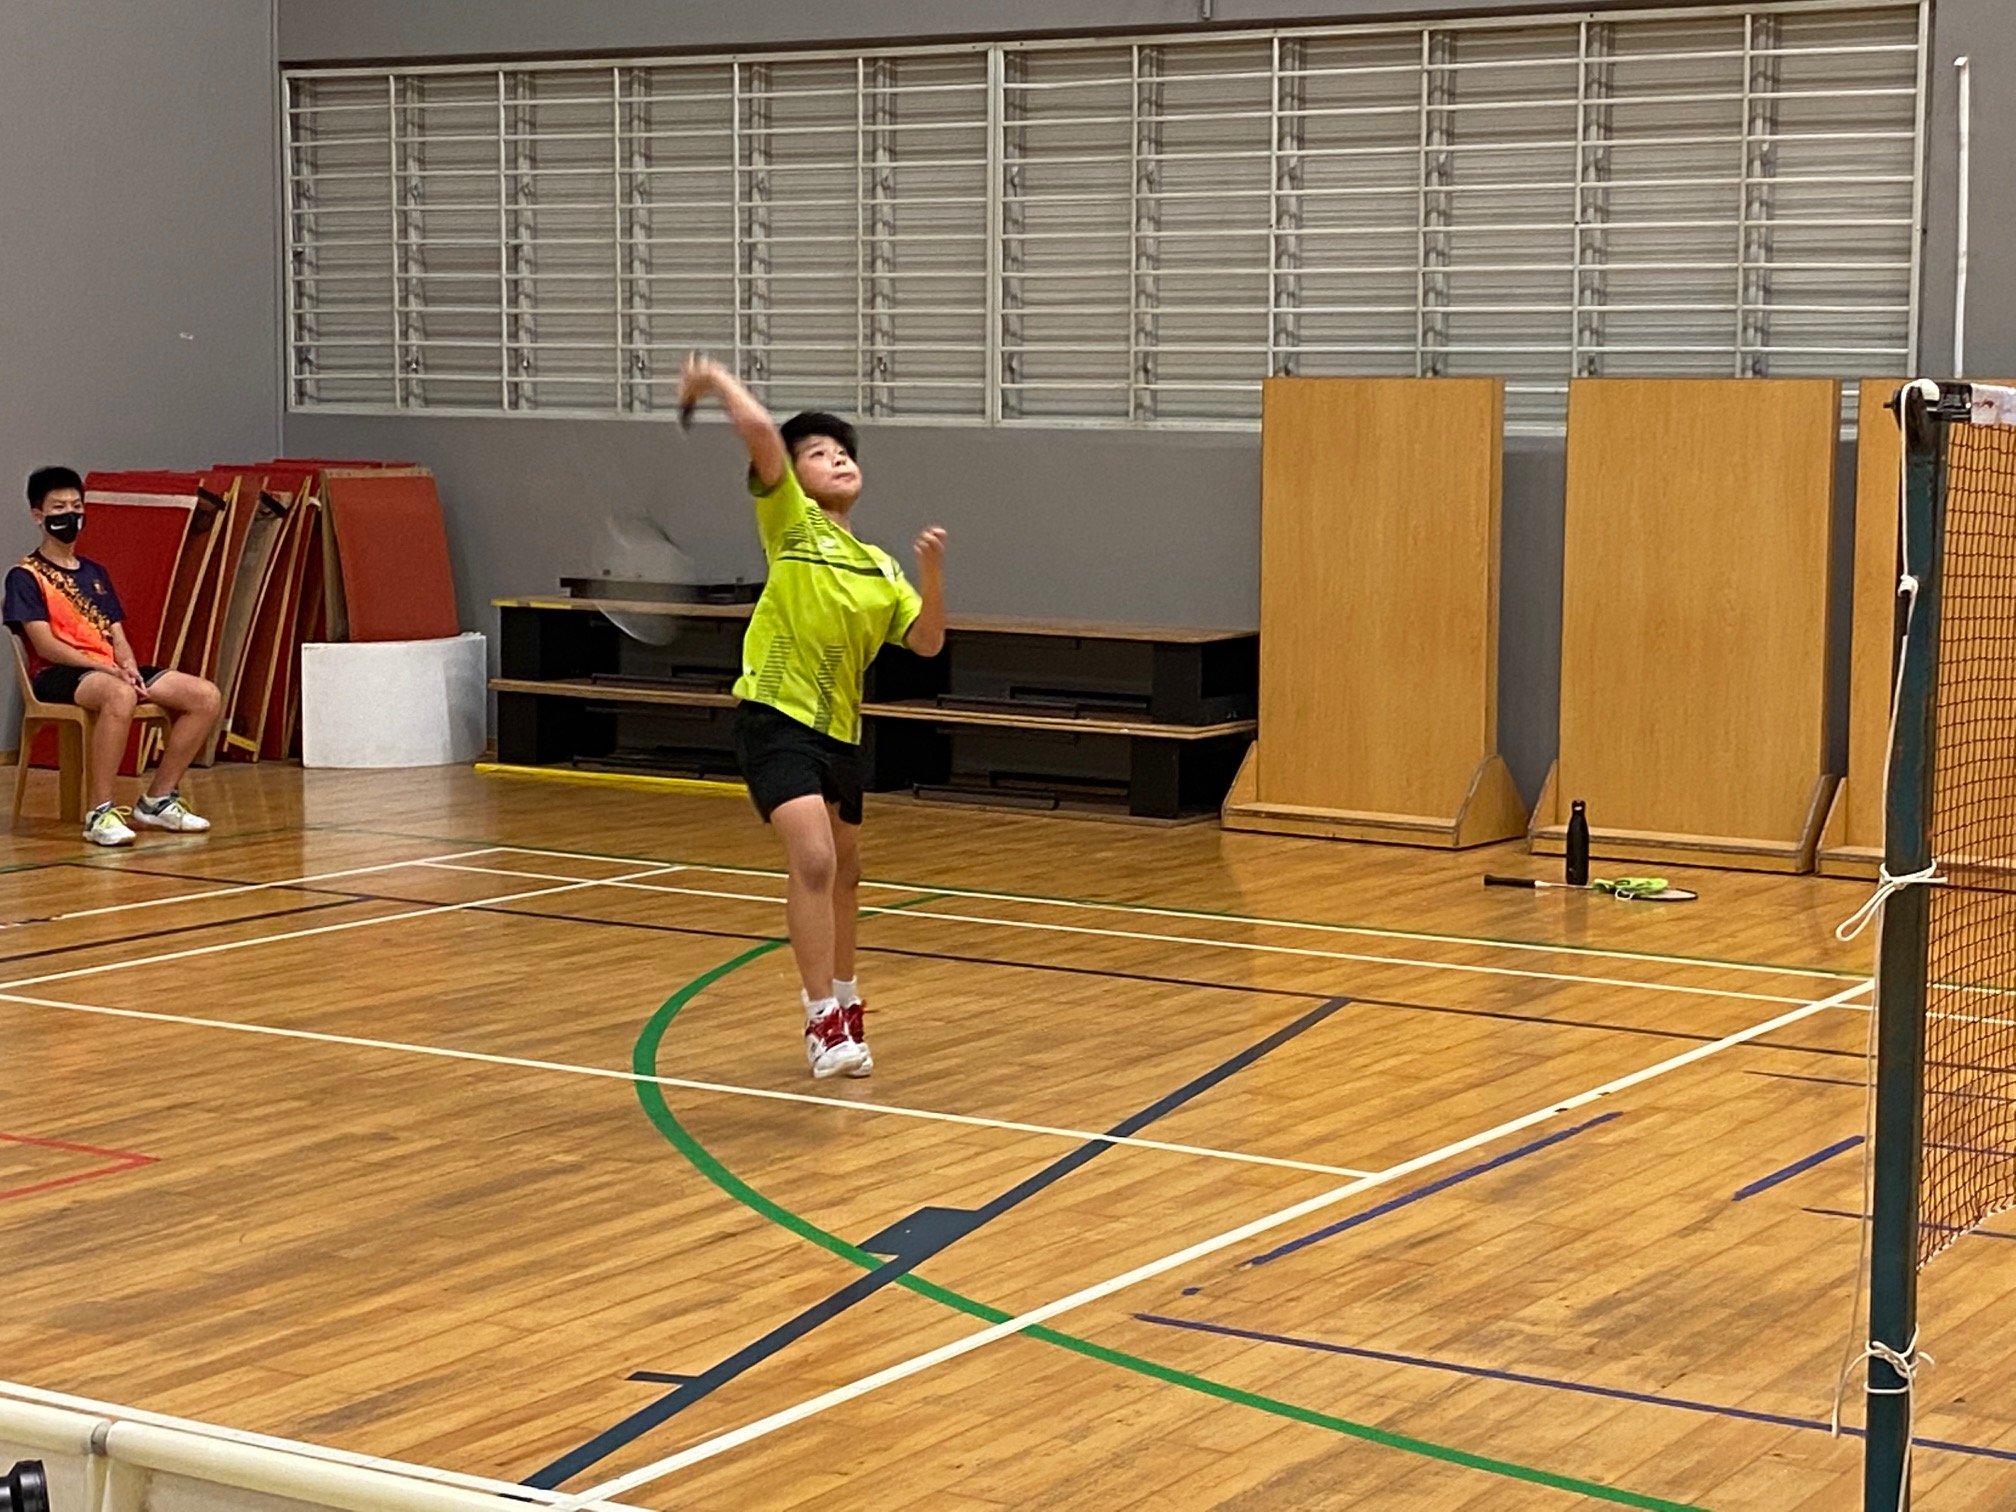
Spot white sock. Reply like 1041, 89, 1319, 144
833, 978, 861, 1007
802, 991, 839, 1023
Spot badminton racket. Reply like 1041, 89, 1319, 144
1484, 875, 1698, 903
582, 511, 702, 647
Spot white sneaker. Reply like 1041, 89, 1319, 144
132, 791, 210, 833
82, 804, 136, 847
805, 1004, 869, 1080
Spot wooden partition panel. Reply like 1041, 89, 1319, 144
1818, 378, 1906, 877
1536, 378, 1841, 872
1224, 376, 1525, 848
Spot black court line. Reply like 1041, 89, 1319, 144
523, 994, 1353, 1490
1747, 1069, 1865, 1091
63, 862, 467, 900
1804, 1206, 2016, 1244
53, 822, 318, 868
479, 913, 1867, 1063
1750, 1067, 2016, 1109
0, 897, 361, 967
83, 865, 1870, 1062
1332, 994, 1863, 1063
0, 859, 86, 877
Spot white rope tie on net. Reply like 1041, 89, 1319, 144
1831, 1330, 1934, 1512
1824, 381, 1956, 1512
1837, 863, 1946, 943
1836, 398, 1947, 949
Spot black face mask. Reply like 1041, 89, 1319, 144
43, 511, 82, 544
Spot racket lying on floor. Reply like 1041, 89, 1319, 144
1484, 875, 1698, 903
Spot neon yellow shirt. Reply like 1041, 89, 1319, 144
733, 467, 922, 743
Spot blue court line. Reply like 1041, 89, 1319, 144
1730, 1135, 1863, 1202
1242, 1112, 1621, 1268
1132, 1314, 2016, 1466
626, 1371, 694, 1384
524, 995, 1351, 1489
1804, 1206, 2016, 1243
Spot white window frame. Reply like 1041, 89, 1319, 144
281, 0, 1929, 434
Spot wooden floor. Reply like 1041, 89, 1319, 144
2, 762, 2013, 1510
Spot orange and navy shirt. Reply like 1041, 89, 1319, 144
4, 553, 126, 675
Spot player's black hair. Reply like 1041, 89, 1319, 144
26, 466, 83, 509
780, 412, 860, 462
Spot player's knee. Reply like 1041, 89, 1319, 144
794, 845, 837, 894
102, 683, 138, 717
192, 678, 222, 717
835, 845, 861, 889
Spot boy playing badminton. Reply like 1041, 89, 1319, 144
678, 355, 947, 1079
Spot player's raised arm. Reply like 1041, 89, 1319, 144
678, 353, 789, 491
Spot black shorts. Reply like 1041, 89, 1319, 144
732, 700, 865, 826
32, 664, 167, 704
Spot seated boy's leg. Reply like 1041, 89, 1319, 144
133, 670, 221, 831
70, 670, 139, 814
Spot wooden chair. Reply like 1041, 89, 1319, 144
9, 631, 168, 824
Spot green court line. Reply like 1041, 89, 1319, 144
326, 822, 1861, 983
629, 924, 1705, 1510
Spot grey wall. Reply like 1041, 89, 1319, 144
277, 0, 2016, 806
279, 0, 1760, 64
0, 0, 282, 750
281, 412, 1263, 628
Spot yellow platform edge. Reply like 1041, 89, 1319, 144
473, 762, 746, 798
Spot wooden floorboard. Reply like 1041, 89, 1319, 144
1, 760, 2009, 1508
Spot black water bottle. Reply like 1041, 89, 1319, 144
1566, 800, 1591, 887
1, 1459, 49, 1512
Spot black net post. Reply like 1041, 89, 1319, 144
1864, 382, 1953, 1510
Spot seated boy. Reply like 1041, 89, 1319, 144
5, 466, 222, 846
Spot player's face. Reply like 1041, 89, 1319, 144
35, 488, 85, 543
792, 436, 862, 510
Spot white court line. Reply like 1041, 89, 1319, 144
0, 1379, 647, 1511
0, 866, 682, 992
558, 976, 1875, 1506
2, 848, 501, 926
474, 842, 1862, 982
421, 860, 1819, 1009
0, 990, 1374, 1178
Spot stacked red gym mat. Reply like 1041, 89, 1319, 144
25, 459, 456, 771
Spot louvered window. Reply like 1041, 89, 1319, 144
285, 2, 1925, 432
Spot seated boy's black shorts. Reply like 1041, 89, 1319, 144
32, 664, 167, 704
732, 699, 865, 826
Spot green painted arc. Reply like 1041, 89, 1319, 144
629, 933, 1705, 1512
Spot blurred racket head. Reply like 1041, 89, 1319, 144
588, 512, 699, 647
